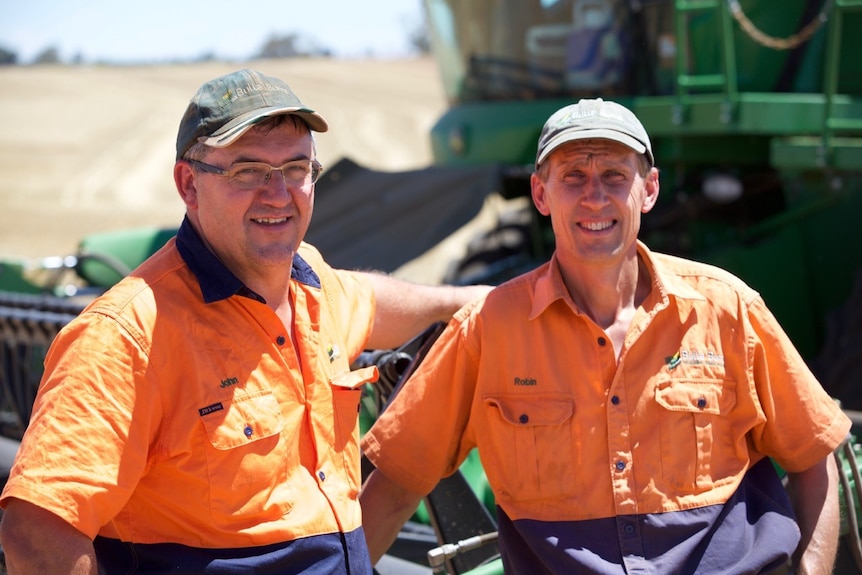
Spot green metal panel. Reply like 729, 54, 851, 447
683, 0, 829, 93
75, 227, 177, 288
634, 94, 859, 134
697, 219, 820, 359
0, 261, 43, 294
463, 558, 504, 575
772, 136, 862, 171
776, 170, 862, 329
652, 134, 770, 165
430, 99, 571, 167
431, 95, 862, 168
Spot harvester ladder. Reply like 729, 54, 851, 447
822, 0, 862, 163
672, 0, 738, 124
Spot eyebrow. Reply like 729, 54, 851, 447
558, 157, 634, 170
227, 154, 312, 165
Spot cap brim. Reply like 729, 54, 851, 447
200, 106, 329, 148
536, 128, 648, 167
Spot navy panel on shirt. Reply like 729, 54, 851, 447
175, 215, 321, 304
496, 458, 798, 574
94, 527, 372, 575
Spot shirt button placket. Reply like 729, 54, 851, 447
617, 517, 647, 573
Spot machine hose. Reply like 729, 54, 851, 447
427, 532, 500, 574
727, 0, 834, 51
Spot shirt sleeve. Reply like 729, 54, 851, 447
745, 295, 851, 472
0, 311, 159, 539
361, 303, 480, 495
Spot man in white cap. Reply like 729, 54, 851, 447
360, 98, 850, 574
0, 69, 489, 575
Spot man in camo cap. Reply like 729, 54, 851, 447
0, 68, 490, 575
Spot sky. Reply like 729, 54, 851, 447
0, 0, 426, 63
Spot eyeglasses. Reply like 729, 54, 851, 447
187, 158, 323, 189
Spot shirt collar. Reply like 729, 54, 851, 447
638, 242, 706, 303
175, 216, 321, 304
529, 255, 573, 320
529, 241, 704, 320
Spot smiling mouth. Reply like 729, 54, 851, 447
252, 217, 289, 224
579, 220, 615, 231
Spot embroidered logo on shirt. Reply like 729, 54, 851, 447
666, 349, 725, 371
199, 402, 225, 416
327, 344, 341, 362
665, 351, 681, 371
514, 377, 537, 386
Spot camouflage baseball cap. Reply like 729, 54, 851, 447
176, 68, 329, 160
535, 98, 654, 168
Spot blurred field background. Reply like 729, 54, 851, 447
0, 58, 446, 260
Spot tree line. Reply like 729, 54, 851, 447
0, 23, 431, 67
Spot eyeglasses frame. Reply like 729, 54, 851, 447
185, 158, 324, 187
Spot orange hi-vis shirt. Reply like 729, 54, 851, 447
1, 218, 378, 573
362, 242, 851, 574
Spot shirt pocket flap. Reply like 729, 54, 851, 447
484, 393, 574, 426
330, 365, 379, 390
654, 379, 736, 416
200, 391, 284, 450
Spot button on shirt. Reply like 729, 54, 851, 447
362, 242, 851, 574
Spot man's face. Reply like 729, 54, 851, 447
179, 119, 316, 282
531, 139, 659, 266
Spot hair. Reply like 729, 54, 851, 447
183, 114, 318, 162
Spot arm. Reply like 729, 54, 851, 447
362, 272, 491, 350
785, 455, 842, 575
360, 468, 426, 565
0, 498, 97, 575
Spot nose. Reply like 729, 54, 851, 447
580, 174, 608, 207
265, 169, 292, 186
259, 172, 293, 204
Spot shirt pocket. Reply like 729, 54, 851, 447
483, 393, 575, 500
199, 390, 292, 520
330, 366, 379, 492
201, 390, 284, 449
654, 378, 739, 492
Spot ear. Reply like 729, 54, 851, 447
641, 167, 660, 214
531, 172, 551, 216
174, 161, 199, 210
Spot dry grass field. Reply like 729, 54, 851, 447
0, 58, 446, 260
